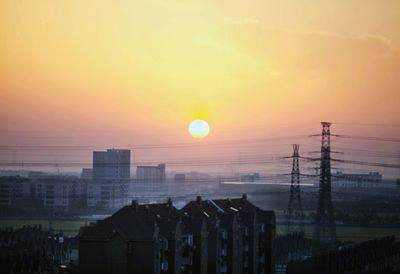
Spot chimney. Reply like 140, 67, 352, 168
196, 196, 202, 205
131, 200, 139, 211
167, 197, 173, 207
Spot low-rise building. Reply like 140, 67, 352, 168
79, 196, 276, 274
332, 171, 383, 188
0, 175, 86, 211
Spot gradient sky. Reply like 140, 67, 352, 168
0, 1, 399, 176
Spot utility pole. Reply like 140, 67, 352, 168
286, 144, 304, 233
313, 122, 336, 245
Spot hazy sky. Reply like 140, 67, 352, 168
0, 1, 399, 175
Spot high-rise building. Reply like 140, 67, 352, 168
80, 168, 93, 180
92, 149, 131, 180
136, 164, 166, 184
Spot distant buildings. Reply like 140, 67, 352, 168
79, 195, 276, 274
174, 173, 186, 184
332, 171, 383, 188
185, 171, 210, 184
0, 176, 29, 207
136, 164, 166, 185
0, 175, 85, 211
93, 149, 131, 180
80, 168, 93, 180
240, 173, 260, 182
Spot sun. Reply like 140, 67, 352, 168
188, 120, 210, 138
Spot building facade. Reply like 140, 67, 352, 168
93, 149, 131, 180
332, 171, 383, 188
136, 164, 166, 185
0, 175, 86, 211
79, 196, 276, 274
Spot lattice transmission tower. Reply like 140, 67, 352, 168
313, 122, 336, 244
286, 144, 304, 233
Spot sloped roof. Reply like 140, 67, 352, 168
80, 206, 158, 242
128, 200, 180, 219
181, 201, 220, 231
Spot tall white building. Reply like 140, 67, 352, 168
92, 149, 131, 180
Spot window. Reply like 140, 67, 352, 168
221, 230, 228, 239
186, 235, 193, 246
161, 261, 169, 271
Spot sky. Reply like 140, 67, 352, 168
0, 1, 399, 176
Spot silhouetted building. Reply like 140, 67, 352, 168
210, 195, 276, 274
79, 196, 276, 274
93, 149, 131, 180
181, 195, 275, 274
181, 197, 223, 274
181, 214, 208, 274
79, 200, 194, 274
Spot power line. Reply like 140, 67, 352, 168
0, 135, 309, 151
331, 159, 400, 169
334, 134, 400, 143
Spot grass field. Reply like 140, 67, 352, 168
276, 224, 400, 243
0, 219, 87, 236
0, 218, 398, 242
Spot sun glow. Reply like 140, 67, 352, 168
188, 120, 210, 139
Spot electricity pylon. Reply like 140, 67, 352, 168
286, 144, 304, 233
313, 122, 336, 245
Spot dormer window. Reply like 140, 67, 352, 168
186, 235, 193, 246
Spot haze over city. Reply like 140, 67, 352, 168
0, 1, 399, 273
1, 1, 400, 178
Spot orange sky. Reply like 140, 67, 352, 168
0, 1, 399, 174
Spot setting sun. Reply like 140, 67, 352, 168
188, 120, 210, 138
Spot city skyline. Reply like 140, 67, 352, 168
0, 1, 399, 177
0, 2, 400, 272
